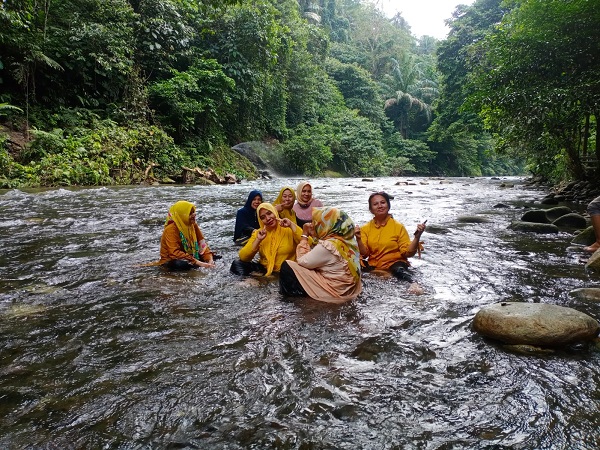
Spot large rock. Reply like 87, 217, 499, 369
586, 250, 600, 272
571, 226, 596, 246
552, 213, 587, 229
545, 206, 573, 222
473, 302, 599, 346
508, 221, 559, 234
570, 288, 600, 302
520, 210, 550, 224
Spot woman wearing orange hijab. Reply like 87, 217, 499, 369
155, 201, 215, 270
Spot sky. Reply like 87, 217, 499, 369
377, 0, 476, 40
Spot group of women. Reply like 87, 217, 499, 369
153, 181, 427, 304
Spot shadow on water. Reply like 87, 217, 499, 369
1, 177, 600, 449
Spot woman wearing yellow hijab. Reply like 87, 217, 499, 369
272, 186, 298, 224
231, 203, 303, 276
280, 207, 361, 303
155, 201, 215, 270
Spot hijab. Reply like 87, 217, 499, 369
234, 190, 262, 241
256, 202, 284, 276
166, 201, 200, 258
312, 207, 361, 282
295, 181, 313, 208
272, 186, 297, 222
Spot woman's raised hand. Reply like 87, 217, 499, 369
279, 218, 292, 228
302, 222, 314, 237
414, 221, 427, 237
354, 227, 362, 241
275, 204, 284, 213
256, 227, 267, 241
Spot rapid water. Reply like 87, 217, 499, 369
1, 177, 599, 449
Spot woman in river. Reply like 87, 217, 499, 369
231, 203, 303, 276
279, 207, 362, 304
292, 181, 323, 227
272, 186, 298, 224
233, 190, 263, 245
154, 200, 215, 270
355, 191, 426, 280
584, 195, 600, 252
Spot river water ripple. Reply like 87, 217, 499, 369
1, 176, 599, 449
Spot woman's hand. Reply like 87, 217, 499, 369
275, 204, 284, 213
303, 222, 315, 237
279, 218, 297, 232
195, 260, 216, 268
256, 227, 267, 242
354, 227, 362, 241
414, 221, 427, 237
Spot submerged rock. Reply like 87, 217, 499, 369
508, 221, 559, 234
473, 302, 600, 346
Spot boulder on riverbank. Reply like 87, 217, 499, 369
552, 213, 587, 229
473, 302, 600, 346
571, 226, 596, 246
508, 221, 559, 234
520, 209, 550, 224
586, 250, 600, 272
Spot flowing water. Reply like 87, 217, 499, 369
1, 176, 599, 449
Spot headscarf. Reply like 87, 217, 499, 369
234, 190, 263, 241
165, 201, 200, 259
295, 181, 313, 208
272, 186, 297, 222
256, 202, 284, 276
312, 207, 361, 282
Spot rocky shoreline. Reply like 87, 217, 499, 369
524, 176, 600, 206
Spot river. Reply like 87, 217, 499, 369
1, 176, 599, 449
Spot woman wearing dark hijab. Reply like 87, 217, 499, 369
234, 190, 263, 245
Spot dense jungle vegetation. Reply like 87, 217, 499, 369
0, 0, 598, 187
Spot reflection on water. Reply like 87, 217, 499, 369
1, 177, 599, 449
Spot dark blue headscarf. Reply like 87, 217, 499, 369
233, 190, 263, 242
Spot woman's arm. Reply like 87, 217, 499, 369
354, 226, 369, 257
238, 230, 261, 262
296, 244, 334, 269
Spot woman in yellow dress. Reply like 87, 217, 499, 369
355, 192, 426, 280
230, 203, 302, 276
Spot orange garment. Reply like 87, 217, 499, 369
157, 222, 212, 265
360, 216, 411, 269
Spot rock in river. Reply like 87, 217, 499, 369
473, 302, 600, 346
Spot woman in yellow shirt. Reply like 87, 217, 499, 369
272, 186, 298, 224
230, 203, 302, 276
355, 191, 426, 280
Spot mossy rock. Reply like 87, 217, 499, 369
545, 206, 572, 222
571, 226, 596, 245
509, 221, 559, 234
552, 213, 587, 229
520, 209, 550, 224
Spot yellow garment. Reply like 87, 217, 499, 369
238, 203, 302, 275
360, 215, 411, 270
272, 186, 297, 223
167, 201, 200, 257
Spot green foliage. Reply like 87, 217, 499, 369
384, 132, 435, 174
276, 124, 333, 175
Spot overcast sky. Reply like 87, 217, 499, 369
377, 0, 476, 40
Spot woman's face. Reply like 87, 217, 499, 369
281, 189, 294, 209
188, 208, 197, 224
259, 209, 277, 230
300, 185, 312, 203
369, 195, 389, 216
251, 195, 262, 209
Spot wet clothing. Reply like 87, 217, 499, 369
282, 207, 361, 303
292, 181, 323, 227
359, 215, 412, 270
152, 201, 212, 270
235, 203, 302, 276
234, 190, 262, 245
272, 186, 298, 224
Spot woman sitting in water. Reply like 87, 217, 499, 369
154, 201, 215, 270
355, 191, 426, 280
292, 181, 323, 227
231, 203, 303, 276
273, 186, 298, 224
280, 207, 362, 303
233, 190, 263, 245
